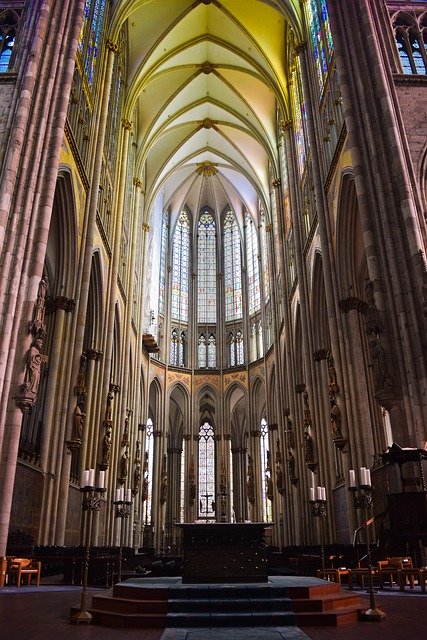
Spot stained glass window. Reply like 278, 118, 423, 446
144, 418, 154, 526
224, 211, 243, 321
260, 215, 270, 304
78, 0, 106, 88
0, 11, 18, 73
245, 213, 261, 315
198, 422, 215, 520
171, 211, 190, 321
236, 330, 244, 365
291, 57, 307, 177
198, 212, 217, 323
170, 329, 179, 366
228, 330, 244, 367
307, 0, 334, 91
394, 20, 427, 75
198, 334, 207, 368
207, 334, 216, 368
159, 212, 168, 316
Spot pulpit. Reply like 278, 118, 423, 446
177, 522, 271, 583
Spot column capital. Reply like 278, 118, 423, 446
47, 296, 76, 313
133, 177, 143, 188
295, 41, 307, 54
142, 223, 150, 232
106, 39, 119, 53
339, 297, 367, 314
122, 119, 132, 131
85, 349, 103, 361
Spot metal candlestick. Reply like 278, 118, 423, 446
114, 497, 132, 582
71, 484, 106, 624
309, 491, 327, 579
349, 475, 386, 622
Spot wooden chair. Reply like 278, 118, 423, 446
7, 557, 41, 587
0, 556, 7, 587
377, 556, 412, 589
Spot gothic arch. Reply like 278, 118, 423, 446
336, 172, 367, 299
168, 383, 189, 447
84, 251, 103, 352
251, 376, 267, 426
225, 383, 247, 447
197, 385, 217, 430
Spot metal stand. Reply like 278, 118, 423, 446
349, 474, 386, 622
71, 483, 105, 624
114, 497, 131, 582
309, 488, 327, 579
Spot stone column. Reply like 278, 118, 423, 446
0, 1, 85, 556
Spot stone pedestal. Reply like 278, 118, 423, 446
176, 522, 271, 583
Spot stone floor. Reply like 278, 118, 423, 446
0, 577, 425, 640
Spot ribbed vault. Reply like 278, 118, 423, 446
110, 0, 302, 223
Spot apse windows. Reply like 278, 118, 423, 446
170, 329, 186, 367
290, 56, 307, 177
394, 16, 427, 75
307, 0, 334, 91
0, 10, 19, 72
171, 211, 190, 322
224, 211, 243, 321
159, 211, 168, 317
198, 422, 215, 520
198, 212, 217, 324
228, 330, 244, 367
78, 0, 106, 87
245, 213, 261, 315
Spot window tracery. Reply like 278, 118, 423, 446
198, 422, 215, 520
393, 14, 427, 75
0, 10, 19, 73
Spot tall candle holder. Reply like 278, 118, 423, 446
348, 467, 386, 621
70, 469, 106, 624
309, 485, 327, 579
114, 487, 132, 582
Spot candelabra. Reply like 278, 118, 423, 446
348, 467, 386, 621
71, 469, 106, 624
114, 487, 132, 582
309, 486, 327, 579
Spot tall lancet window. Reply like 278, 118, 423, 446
307, 0, 334, 91
78, 0, 106, 87
291, 55, 307, 177
0, 11, 18, 73
198, 211, 217, 323
198, 422, 215, 520
260, 418, 272, 522
172, 211, 190, 322
159, 211, 169, 317
224, 211, 243, 321
245, 213, 261, 315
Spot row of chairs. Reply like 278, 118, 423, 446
318, 556, 426, 592
0, 556, 41, 587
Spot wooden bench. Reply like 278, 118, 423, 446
7, 557, 41, 587
317, 567, 349, 586
377, 556, 413, 589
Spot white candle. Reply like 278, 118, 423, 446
88, 468, 95, 488
317, 486, 322, 501
83, 470, 89, 487
126, 488, 132, 503
360, 467, 366, 485
365, 468, 371, 486
310, 487, 316, 501
115, 488, 120, 502
98, 470, 105, 489
349, 469, 356, 488
321, 487, 326, 501
119, 487, 124, 502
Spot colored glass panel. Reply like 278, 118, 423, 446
159, 212, 168, 316
246, 213, 261, 315
224, 211, 243, 321
198, 422, 215, 520
171, 211, 190, 322
198, 212, 216, 323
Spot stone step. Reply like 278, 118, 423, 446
290, 591, 363, 612
168, 596, 293, 613
92, 594, 168, 614
166, 611, 296, 628
295, 605, 363, 626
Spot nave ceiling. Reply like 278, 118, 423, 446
110, 0, 303, 226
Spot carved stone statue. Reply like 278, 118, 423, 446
120, 449, 129, 480
330, 399, 343, 439
141, 476, 149, 502
105, 390, 114, 422
122, 413, 129, 446
160, 454, 168, 503
286, 416, 295, 449
29, 276, 48, 336
287, 447, 296, 480
101, 424, 112, 466
303, 430, 314, 463
72, 400, 85, 441
75, 353, 87, 396
21, 338, 47, 396
327, 352, 339, 396
133, 463, 141, 494
303, 391, 312, 429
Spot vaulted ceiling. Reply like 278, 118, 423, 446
111, 0, 303, 224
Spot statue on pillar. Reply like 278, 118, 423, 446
29, 275, 48, 337
160, 453, 168, 503
246, 454, 255, 503
100, 423, 112, 468
72, 399, 85, 442
119, 449, 129, 482
16, 338, 48, 411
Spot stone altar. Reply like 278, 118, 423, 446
176, 522, 271, 583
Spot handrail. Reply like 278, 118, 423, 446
352, 509, 387, 567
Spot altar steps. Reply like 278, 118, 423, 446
288, 583, 364, 626
71, 578, 365, 628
